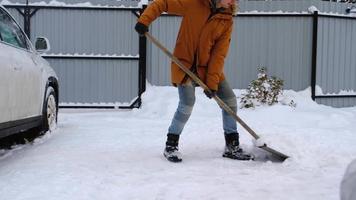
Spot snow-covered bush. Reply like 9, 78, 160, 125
240, 67, 284, 108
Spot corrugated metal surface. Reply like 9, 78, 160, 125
48, 59, 138, 104
30, 9, 139, 54
148, 15, 313, 90
317, 98, 356, 108
148, 16, 181, 86
35, 8, 140, 105
240, 0, 315, 12
228, 16, 312, 90
316, 16, 356, 107
239, 0, 352, 14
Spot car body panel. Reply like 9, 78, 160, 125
0, 42, 13, 123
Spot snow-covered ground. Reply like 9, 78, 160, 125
0, 85, 355, 200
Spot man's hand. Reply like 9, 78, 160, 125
135, 22, 148, 36
204, 89, 217, 99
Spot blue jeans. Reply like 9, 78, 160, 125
168, 80, 238, 135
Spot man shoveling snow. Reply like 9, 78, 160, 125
135, 0, 253, 162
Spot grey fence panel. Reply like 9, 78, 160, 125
49, 59, 138, 104
147, 15, 313, 90
148, 16, 181, 86
239, 0, 353, 14
30, 9, 139, 55
317, 98, 356, 108
239, 0, 313, 12
316, 16, 356, 107
227, 16, 312, 90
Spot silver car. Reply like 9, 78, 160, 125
0, 5, 58, 139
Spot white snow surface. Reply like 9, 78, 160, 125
0, 85, 356, 200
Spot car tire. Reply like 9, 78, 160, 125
42, 86, 57, 132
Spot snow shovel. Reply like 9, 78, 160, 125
145, 32, 289, 162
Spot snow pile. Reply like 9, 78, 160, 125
31, 0, 70, 6
324, 89, 356, 96
341, 159, 356, 200
138, 0, 148, 8
0, 85, 355, 200
315, 85, 356, 96
308, 6, 319, 13
253, 137, 266, 147
0, 0, 12, 5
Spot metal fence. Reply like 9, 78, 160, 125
239, 0, 354, 13
148, 14, 313, 91
3, 0, 356, 108
147, 12, 356, 108
315, 14, 356, 107
146, 0, 356, 108
5, 4, 144, 109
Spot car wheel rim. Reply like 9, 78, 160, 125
47, 95, 57, 131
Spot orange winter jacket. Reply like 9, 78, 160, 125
138, 0, 233, 91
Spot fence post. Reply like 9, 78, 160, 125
24, 1, 31, 39
311, 11, 319, 101
137, 5, 147, 107
15, 1, 39, 40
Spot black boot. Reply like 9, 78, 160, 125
163, 133, 182, 162
223, 132, 253, 161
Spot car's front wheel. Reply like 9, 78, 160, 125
43, 86, 57, 132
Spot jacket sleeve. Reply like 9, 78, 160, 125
138, 0, 188, 26
206, 23, 233, 91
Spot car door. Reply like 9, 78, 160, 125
0, 42, 13, 124
0, 8, 42, 120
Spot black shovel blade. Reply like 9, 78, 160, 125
259, 145, 289, 162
